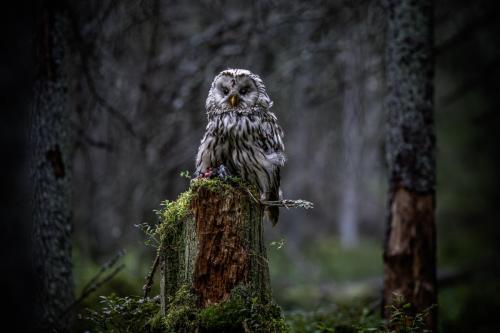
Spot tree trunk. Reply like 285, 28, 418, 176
383, 0, 437, 331
30, 0, 74, 331
158, 179, 285, 332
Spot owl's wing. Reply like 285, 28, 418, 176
259, 113, 285, 226
195, 120, 218, 175
259, 113, 285, 165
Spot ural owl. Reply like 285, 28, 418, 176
195, 69, 285, 225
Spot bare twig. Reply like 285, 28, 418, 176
71, 121, 114, 151
244, 187, 314, 209
59, 251, 126, 319
260, 199, 314, 209
80, 250, 125, 296
67, 7, 144, 142
143, 249, 161, 299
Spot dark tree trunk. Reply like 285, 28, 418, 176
383, 0, 437, 331
30, 0, 74, 330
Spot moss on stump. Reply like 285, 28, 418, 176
155, 178, 287, 332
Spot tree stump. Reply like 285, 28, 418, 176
156, 178, 286, 332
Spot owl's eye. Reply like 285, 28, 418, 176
222, 87, 229, 95
239, 88, 248, 95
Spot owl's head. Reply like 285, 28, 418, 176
206, 69, 273, 112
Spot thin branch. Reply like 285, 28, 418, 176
71, 121, 114, 151
261, 199, 314, 209
80, 250, 125, 296
244, 187, 314, 209
59, 251, 126, 319
67, 7, 144, 143
143, 249, 161, 299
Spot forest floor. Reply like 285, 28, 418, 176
73, 230, 500, 332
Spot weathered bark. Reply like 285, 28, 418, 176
30, 0, 74, 331
159, 179, 271, 315
383, 0, 437, 331
160, 182, 270, 309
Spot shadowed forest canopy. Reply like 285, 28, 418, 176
70, 0, 388, 257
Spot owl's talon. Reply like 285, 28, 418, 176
193, 167, 214, 179
208, 164, 230, 180
217, 164, 230, 180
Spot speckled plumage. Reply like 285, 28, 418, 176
195, 69, 285, 225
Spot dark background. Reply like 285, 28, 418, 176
0, 2, 35, 330
2, 0, 500, 331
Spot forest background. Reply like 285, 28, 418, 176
1, 0, 500, 332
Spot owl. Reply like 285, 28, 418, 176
195, 69, 285, 225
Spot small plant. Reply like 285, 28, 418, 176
135, 223, 160, 248
286, 296, 435, 333
180, 170, 191, 179
286, 303, 385, 333
386, 293, 435, 333
86, 294, 164, 333
270, 238, 286, 250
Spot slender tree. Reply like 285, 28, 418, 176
30, 0, 74, 330
383, 0, 437, 331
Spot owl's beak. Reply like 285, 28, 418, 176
229, 95, 239, 107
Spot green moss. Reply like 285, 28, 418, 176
155, 189, 193, 241
198, 296, 246, 331
190, 177, 232, 193
198, 285, 288, 332
190, 176, 258, 196
163, 285, 199, 333
155, 177, 257, 241
158, 284, 288, 333
147, 311, 168, 331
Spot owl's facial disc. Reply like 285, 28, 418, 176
215, 75, 258, 109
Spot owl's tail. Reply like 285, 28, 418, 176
264, 183, 281, 226
264, 167, 281, 226
265, 206, 279, 226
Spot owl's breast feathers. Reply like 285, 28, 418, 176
196, 108, 285, 197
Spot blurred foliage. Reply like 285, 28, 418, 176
286, 299, 433, 333
86, 284, 288, 332
85, 286, 435, 333
73, 245, 159, 330
75, 230, 500, 332
269, 237, 382, 309
86, 295, 163, 333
